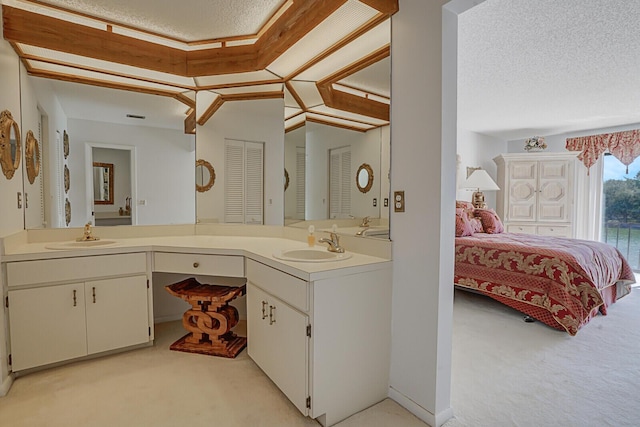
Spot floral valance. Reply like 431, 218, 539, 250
566, 129, 640, 174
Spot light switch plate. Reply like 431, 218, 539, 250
394, 191, 405, 212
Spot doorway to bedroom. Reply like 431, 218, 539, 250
602, 153, 640, 272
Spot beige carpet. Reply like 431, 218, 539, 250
2, 288, 638, 427
445, 286, 640, 427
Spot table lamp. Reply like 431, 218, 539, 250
462, 169, 500, 208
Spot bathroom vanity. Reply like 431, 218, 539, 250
0, 230, 392, 427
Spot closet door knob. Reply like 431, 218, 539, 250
193, 262, 199, 268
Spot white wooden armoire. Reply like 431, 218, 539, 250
494, 152, 581, 238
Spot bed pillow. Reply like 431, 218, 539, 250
474, 208, 504, 234
456, 200, 482, 233
455, 208, 475, 237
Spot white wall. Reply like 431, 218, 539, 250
390, 1, 484, 425
0, 11, 23, 394
196, 98, 284, 225
284, 125, 305, 221
456, 128, 506, 208
28, 78, 69, 229
68, 119, 195, 226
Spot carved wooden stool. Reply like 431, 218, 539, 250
165, 277, 247, 358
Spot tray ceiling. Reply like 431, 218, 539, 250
2, 0, 396, 132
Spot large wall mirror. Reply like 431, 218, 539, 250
20, 72, 196, 229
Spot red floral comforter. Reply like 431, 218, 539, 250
455, 233, 635, 335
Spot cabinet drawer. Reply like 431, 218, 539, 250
246, 259, 308, 312
537, 225, 571, 237
507, 224, 537, 234
7, 253, 147, 288
153, 252, 244, 277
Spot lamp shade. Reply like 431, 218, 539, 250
462, 169, 500, 191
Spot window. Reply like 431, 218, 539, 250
224, 139, 264, 224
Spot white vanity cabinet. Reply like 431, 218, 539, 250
6, 253, 150, 371
246, 258, 392, 427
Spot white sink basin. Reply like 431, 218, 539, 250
273, 248, 352, 263
45, 240, 119, 250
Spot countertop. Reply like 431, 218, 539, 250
1, 235, 391, 282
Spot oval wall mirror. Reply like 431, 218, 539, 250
63, 130, 69, 159
356, 163, 374, 194
195, 159, 215, 192
25, 130, 40, 184
65, 198, 71, 226
64, 164, 70, 193
0, 109, 22, 180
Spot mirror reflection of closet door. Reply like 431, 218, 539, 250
329, 146, 351, 219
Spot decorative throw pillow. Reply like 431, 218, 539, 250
469, 216, 483, 233
456, 200, 477, 226
455, 208, 475, 237
474, 208, 504, 234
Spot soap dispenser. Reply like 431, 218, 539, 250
307, 225, 316, 247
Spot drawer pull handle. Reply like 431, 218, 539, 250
92, 287, 96, 304
269, 305, 276, 325
193, 262, 199, 268
261, 301, 268, 320
73, 289, 77, 307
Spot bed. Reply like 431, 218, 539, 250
454, 204, 635, 335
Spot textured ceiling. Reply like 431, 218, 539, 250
458, 0, 640, 141
34, 0, 285, 41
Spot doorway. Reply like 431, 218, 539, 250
84, 143, 136, 226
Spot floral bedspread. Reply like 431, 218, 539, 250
455, 233, 635, 335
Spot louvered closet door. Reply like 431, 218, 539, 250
329, 147, 351, 218
224, 139, 264, 224
296, 147, 306, 220
225, 140, 245, 223
245, 141, 264, 224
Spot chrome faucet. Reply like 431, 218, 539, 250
318, 232, 345, 253
359, 216, 371, 227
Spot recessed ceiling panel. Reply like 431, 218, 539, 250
295, 19, 389, 82
288, 81, 324, 109
308, 105, 388, 126
30, 0, 286, 41
306, 112, 373, 131
27, 59, 186, 93
213, 83, 282, 96
19, 44, 195, 88
195, 70, 280, 88
266, 0, 378, 77
338, 56, 390, 97
285, 106, 303, 120
285, 113, 306, 130
332, 84, 390, 104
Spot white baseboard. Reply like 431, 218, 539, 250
0, 373, 14, 397
153, 314, 183, 324
388, 387, 454, 427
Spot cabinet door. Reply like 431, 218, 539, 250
537, 160, 571, 222
507, 161, 537, 221
85, 275, 150, 355
247, 283, 309, 415
9, 284, 87, 371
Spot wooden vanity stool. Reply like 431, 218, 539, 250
165, 277, 246, 358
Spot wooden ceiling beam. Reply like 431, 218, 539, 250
2, 5, 187, 76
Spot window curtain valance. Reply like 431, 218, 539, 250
566, 129, 640, 174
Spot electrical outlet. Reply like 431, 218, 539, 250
394, 191, 405, 212
373, 198, 377, 207
384, 198, 389, 207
